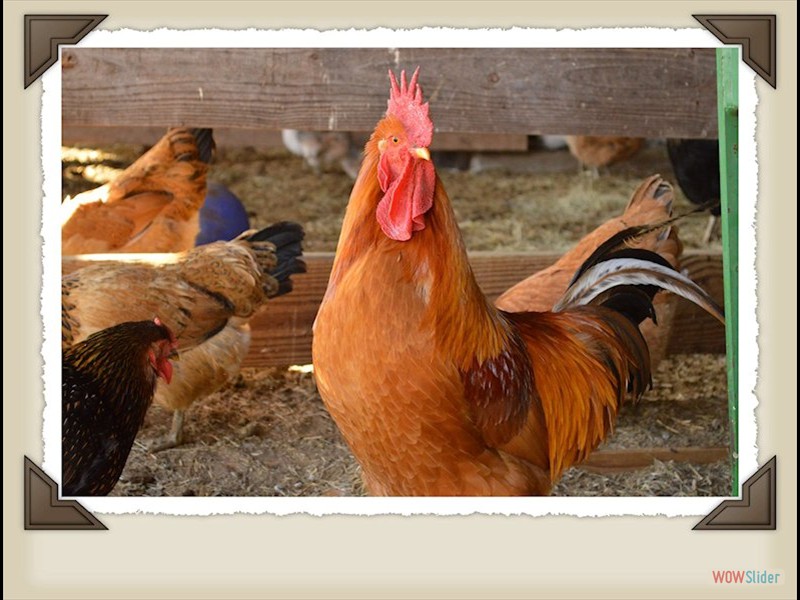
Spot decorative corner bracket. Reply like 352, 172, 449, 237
24, 14, 107, 88
694, 15, 777, 88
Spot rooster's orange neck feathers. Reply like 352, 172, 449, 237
330, 127, 510, 371
328, 68, 513, 368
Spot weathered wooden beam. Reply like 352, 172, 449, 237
62, 48, 717, 138
62, 250, 726, 368
663, 253, 726, 356
63, 126, 286, 150
578, 446, 730, 474
62, 126, 529, 152
243, 250, 725, 367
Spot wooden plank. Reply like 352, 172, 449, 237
434, 133, 528, 152
244, 251, 724, 367
664, 252, 726, 356
242, 253, 331, 368
62, 48, 717, 138
471, 144, 675, 176
62, 251, 725, 368
578, 446, 729, 474
62, 126, 528, 152
63, 126, 286, 150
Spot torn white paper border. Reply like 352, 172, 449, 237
43, 26, 758, 516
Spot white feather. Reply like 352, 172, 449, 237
554, 258, 725, 324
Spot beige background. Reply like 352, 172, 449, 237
4, 1, 796, 598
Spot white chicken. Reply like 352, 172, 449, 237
281, 129, 363, 179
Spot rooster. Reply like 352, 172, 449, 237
62, 222, 306, 448
312, 69, 724, 496
62, 318, 178, 496
62, 128, 215, 254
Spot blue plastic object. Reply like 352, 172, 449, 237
196, 182, 251, 245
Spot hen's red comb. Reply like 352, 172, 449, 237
386, 67, 433, 148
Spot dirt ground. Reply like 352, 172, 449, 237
62, 137, 731, 497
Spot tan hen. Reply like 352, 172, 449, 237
63, 222, 306, 447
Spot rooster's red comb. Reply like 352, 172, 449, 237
386, 67, 433, 148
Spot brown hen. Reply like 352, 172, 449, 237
565, 135, 644, 175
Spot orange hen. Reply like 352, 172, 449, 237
496, 174, 683, 367
312, 69, 724, 496
565, 135, 644, 174
62, 128, 215, 255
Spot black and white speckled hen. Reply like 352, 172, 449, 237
62, 318, 178, 496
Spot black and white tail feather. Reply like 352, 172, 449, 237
554, 224, 725, 327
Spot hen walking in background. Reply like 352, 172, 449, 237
666, 138, 721, 244
281, 129, 363, 180
62, 128, 215, 254
63, 222, 306, 449
565, 135, 644, 177
63, 318, 178, 496
312, 68, 724, 496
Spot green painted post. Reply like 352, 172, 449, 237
716, 48, 739, 496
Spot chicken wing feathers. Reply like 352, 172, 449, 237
62, 128, 215, 254
62, 222, 306, 351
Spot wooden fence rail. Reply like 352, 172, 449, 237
62, 249, 725, 368
121, 250, 732, 368
62, 126, 530, 152
62, 48, 717, 138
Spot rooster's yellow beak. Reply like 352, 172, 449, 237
414, 147, 431, 161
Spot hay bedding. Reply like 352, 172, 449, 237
109, 354, 728, 497
62, 141, 731, 497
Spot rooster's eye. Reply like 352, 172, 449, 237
392, 137, 399, 144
